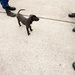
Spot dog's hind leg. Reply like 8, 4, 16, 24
17, 18, 21, 26
30, 26, 33, 31
26, 27, 30, 35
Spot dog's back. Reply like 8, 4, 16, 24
16, 9, 27, 25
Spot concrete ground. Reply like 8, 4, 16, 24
0, 0, 75, 75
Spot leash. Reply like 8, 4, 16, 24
23, 14, 75, 24
0, 11, 75, 24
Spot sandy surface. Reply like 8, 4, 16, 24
0, 0, 75, 75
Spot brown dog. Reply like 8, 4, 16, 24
16, 9, 39, 35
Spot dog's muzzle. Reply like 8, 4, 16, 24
35, 17, 39, 21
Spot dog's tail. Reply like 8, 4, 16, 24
17, 9, 25, 15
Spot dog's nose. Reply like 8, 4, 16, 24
37, 18, 39, 21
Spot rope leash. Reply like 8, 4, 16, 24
0, 11, 75, 24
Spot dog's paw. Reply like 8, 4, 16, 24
72, 28, 75, 32
72, 62, 75, 70
19, 25, 21, 27
28, 33, 30, 36
31, 29, 33, 32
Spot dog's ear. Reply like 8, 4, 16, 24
28, 15, 34, 24
29, 15, 34, 21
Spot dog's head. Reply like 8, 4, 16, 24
29, 15, 39, 21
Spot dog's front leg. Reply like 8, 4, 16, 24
30, 26, 33, 31
26, 27, 30, 35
